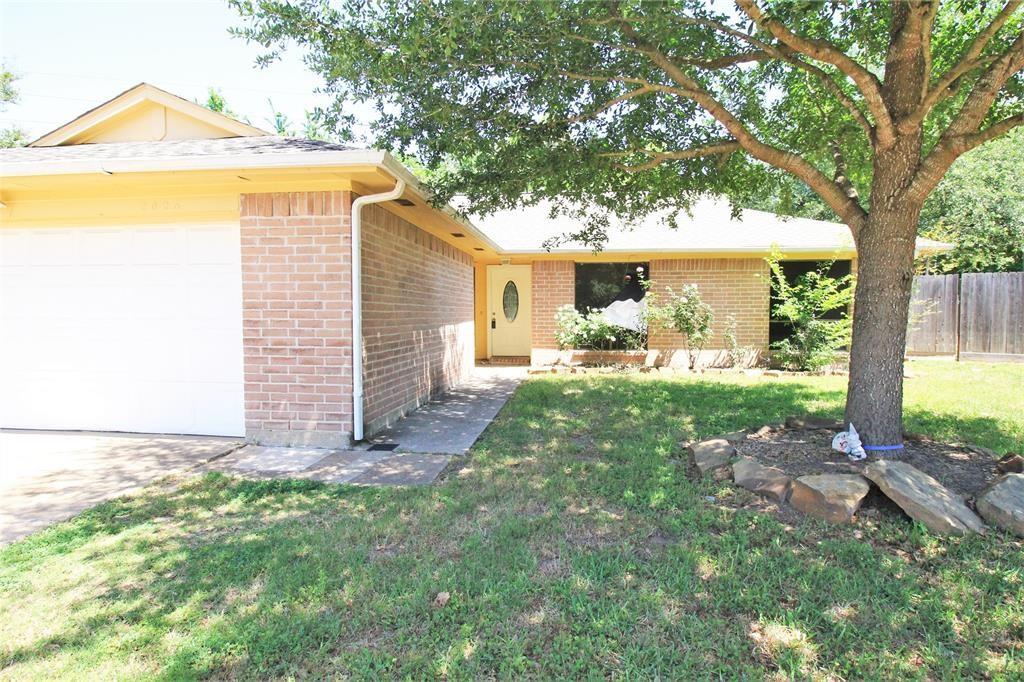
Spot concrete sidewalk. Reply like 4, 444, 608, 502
366, 366, 525, 454
204, 447, 452, 486
205, 367, 525, 483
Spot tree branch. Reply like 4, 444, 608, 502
910, 111, 1024, 200
601, 141, 741, 172
735, 0, 895, 147
666, 15, 876, 139
940, 30, 1024, 139
906, 0, 1023, 131
563, 84, 658, 124
607, 8, 868, 232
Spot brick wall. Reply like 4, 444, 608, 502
240, 191, 354, 447
360, 203, 475, 434
531, 260, 575, 350
648, 258, 770, 361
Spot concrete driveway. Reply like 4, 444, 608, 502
0, 430, 242, 545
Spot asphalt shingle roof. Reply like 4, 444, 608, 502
0, 136, 358, 165
470, 198, 950, 254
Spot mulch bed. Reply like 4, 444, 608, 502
737, 426, 999, 501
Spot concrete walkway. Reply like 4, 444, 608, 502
366, 366, 525, 454
203, 447, 452, 486
205, 366, 525, 483
0, 430, 242, 545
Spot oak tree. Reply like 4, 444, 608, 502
232, 0, 1024, 446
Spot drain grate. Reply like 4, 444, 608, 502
368, 443, 400, 452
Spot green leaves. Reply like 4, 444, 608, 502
228, 0, 1023, 248
766, 254, 854, 372
646, 284, 714, 370
919, 127, 1024, 273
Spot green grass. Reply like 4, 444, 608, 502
1, 359, 1022, 680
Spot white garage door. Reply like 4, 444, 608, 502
0, 223, 245, 436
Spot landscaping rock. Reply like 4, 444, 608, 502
863, 460, 986, 535
690, 438, 735, 476
718, 430, 748, 445
732, 457, 792, 503
975, 474, 1024, 537
996, 452, 1024, 475
789, 474, 870, 523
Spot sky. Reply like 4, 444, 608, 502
0, 0, 354, 141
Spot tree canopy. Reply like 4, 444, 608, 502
918, 126, 1024, 273
0, 67, 26, 148
231, 0, 1024, 444
232, 0, 1023, 244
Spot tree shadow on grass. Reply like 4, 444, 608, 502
2, 375, 1021, 679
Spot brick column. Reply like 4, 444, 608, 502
240, 191, 354, 447
531, 260, 575, 363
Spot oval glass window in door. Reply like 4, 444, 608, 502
502, 280, 519, 322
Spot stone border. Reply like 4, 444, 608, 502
689, 418, 1022, 537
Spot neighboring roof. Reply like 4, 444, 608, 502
28, 82, 270, 147
471, 198, 952, 256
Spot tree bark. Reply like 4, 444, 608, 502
844, 199, 921, 448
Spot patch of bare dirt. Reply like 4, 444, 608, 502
738, 427, 999, 500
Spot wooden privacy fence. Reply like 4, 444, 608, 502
906, 272, 1024, 362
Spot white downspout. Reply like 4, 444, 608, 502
350, 177, 406, 442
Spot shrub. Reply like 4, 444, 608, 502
767, 256, 854, 371
723, 314, 756, 367
647, 284, 714, 370
553, 304, 644, 351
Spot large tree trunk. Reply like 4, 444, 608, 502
844, 202, 920, 448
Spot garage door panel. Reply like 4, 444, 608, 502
187, 266, 243, 322
79, 229, 131, 264
190, 326, 245, 383
192, 383, 246, 435
0, 224, 245, 436
188, 227, 241, 265
27, 229, 80, 265
131, 228, 187, 264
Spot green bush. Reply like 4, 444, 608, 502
553, 304, 645, 351
646, 284, 714, 370
767, 256, 854, 371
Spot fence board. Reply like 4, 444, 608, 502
907, 271, 1024, 361
960, 272, 1024, 356
906, 274, 958, 355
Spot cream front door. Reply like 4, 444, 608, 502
487, 264, 532, 356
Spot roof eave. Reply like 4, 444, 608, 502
0, 148, 504, 254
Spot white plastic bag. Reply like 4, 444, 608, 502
831, 423, 867, 461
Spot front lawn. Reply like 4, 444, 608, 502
1, 359, 1022, 679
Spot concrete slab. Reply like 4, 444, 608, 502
0, 430, 241, 545
227, 446, 330, 474
367, 367, 525, 454
294, 450, 392, 484
349, 453, 452, 486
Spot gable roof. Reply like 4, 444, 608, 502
3, 136, 357, 168
470, 198, 951, 257
28, 82, 269, 147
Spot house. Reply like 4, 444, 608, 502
0, 84, 948, 445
